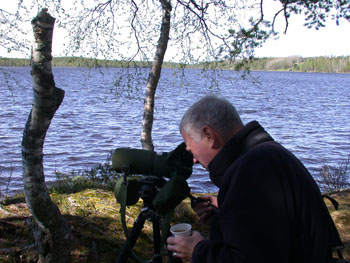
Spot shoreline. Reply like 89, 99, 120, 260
1, 55, 350, 73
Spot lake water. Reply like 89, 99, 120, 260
0, 67, 349, 195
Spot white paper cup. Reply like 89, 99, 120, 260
170, 223, 192, 237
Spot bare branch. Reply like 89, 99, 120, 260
176, 0, 232, 59
129, 0, 142, 61
272, 8, 285, 33
283, 4, 289, 33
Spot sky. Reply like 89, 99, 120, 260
254, 15, 350, 58
1, 1, 350, 59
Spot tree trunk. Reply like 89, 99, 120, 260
21, 9, 72, 263
141, 0, 171, 150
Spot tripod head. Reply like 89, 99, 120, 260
138, 176, 166, 208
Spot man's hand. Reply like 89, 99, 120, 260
191, 195, 218, 224
167, 231, 204, 262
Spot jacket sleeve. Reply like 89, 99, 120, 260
193, 239, 246, 263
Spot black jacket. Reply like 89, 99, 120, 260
192, 121, 342, 263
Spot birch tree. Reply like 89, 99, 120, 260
141, 0, 171, 150
4, 0, 349, 150
21, 9, 72, 262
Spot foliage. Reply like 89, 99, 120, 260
318, 155, 350, 192
49, 151, 120, 194
0, 163, 13, 201
0, 57, 30, 67
2, 56, 350, 74
0, 6, 31, 57
0, 0, 255, 61
276, 0, 350, 31
246, 56, 350, 73
223, 0, 350, 70
1, 0, 349, 94
1, 1, 349, 66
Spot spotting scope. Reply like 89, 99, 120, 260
112, 142, 193, 179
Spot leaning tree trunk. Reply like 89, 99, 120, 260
21, 9, 72, 263
141, 0, 171, 150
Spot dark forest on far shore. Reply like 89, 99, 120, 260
1, 56, 350, 73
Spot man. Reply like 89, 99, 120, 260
167, 95, 343, 263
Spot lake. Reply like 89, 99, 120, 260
0, 67, 349, 195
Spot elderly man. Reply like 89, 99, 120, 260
167, 95, 342, 263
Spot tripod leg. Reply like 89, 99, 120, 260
152, 217, 162, 263
116, 209, 148, 263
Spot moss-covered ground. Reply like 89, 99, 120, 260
0, 189, 349, 262
324, 190, 350, 259
0, 189, 210, 263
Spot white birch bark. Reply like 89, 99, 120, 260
21, 9, 72, 263
141, 0, 171, 150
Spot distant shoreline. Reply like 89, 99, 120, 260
1, 56, 350, 73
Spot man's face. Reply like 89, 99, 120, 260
181, 129, 215, 169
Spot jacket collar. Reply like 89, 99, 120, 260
208, 121, 273, 187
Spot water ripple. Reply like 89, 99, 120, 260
1, 68, 349, 194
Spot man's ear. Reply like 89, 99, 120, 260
202, 126, 221, 149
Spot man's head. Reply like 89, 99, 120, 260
180, 95, 243, 168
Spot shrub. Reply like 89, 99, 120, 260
319, 155, 350, 192
50, 151, 120, 194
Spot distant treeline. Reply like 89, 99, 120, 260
1, 56, 350, 73
0, 57, 180, 68
247, 56, 350, 73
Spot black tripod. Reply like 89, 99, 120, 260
116, 176, 176, 263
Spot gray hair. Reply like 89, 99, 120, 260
180, 95, 243, 142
